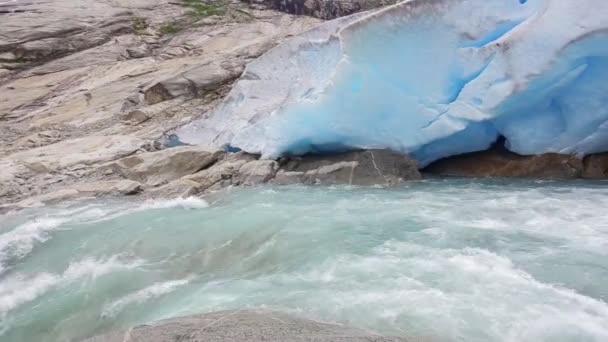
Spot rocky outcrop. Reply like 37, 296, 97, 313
0, 0, 135, 70
0, 0, 321, 205
1, 142, 420, 208
107, 145, 223, 186
423, 141, 604, 179
582, 153, 608, 179
247, 0, 398, 19
276, 149, 421, 185
83, 309, 412, 342
144, 63, 244, 105
9, 136, 150, 173
138, 148, 418, 199
1, 180, 142, 212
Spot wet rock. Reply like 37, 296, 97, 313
276, 149, 421, 185
582, 153, 608, 179
424, 146, 584, 179
110, 145, 224, 186
83, 309, 412, 342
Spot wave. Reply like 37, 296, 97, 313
139, 197, 209, 210
0, 256, 143, 315
101, 279, 190, 318
0, 218, 69, 274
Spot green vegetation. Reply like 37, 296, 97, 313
159, 23, 180, 35
156, 0, 227, 36
181, 0, 225, 17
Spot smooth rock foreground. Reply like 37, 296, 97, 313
83, 310, 416, 342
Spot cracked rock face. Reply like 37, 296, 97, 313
0, 0, 321, 206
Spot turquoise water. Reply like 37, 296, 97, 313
1, 179, 608, 341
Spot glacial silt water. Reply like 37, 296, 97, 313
1, 179, 608, 341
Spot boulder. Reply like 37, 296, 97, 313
83, 309, 412, 342
236, 159, 279, 185
184, 152, 258, 190
276, 149, 421, 185
110, 146, 224, 186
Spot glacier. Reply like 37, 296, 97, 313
176, 0, 608, 167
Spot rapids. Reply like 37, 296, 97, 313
1, 179, 608, 341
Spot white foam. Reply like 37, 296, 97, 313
139, 197, 209, 210
101, 279, 190, 318
0, 256, 142, 315
0, 217, 69, 273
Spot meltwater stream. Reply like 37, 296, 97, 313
1, 179, 608, 342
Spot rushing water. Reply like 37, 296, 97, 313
1, 179, 608, 342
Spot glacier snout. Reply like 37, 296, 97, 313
177, 0, 608, 166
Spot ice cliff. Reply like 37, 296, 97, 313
177, 0, 608, 166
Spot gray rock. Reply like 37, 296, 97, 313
125, 45, 150, 59
146, 179, 203, 198
236, 159, 279, 185
8, 136, 150, 173
276, 149, 421, 185
184, 152, 258, 190
122, 109, 151, 125
1, 179, 142, 211
110, 145, 224, 186
0, 0, 134, 66
83, 309, 413, 342
0, 52, 17, 62
144, 63, 243, 105
0, 0, 322, 206
73, 180, 143, 196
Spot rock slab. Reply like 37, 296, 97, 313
276, 149, 421, 185
83, 309, 414, 342
110, 145, 224, 186
424, 144, 586, 179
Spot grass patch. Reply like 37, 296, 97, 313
181, 0, 225, 17
160, 23, 180, 35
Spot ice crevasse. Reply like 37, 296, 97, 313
177, 0, 608, 167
